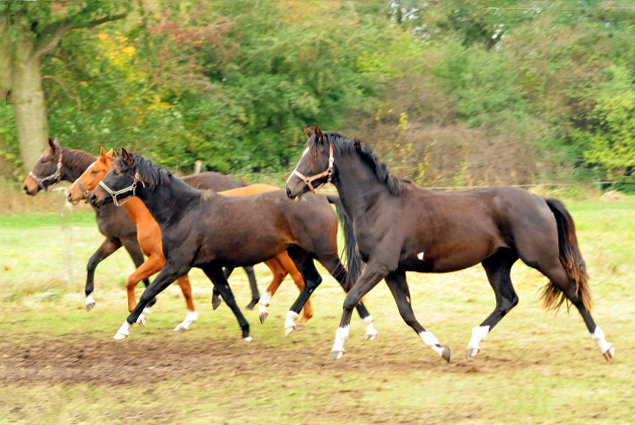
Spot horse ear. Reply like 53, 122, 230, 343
106, 148, 114, 157
302, 125, 314, 138
313, 123, 324, 142
48, 138, 57, 151
99, 146, 108, 161
354, 139, 362, 152
121, 148, 134, 166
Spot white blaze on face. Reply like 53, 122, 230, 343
286, 147, 309, 187
417, 252, 424, 260
70, 161, 96, 196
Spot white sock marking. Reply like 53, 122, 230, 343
591, 326, 612, 353
114, 321, 133, 340
363, 315, 378, 338
467, 325, 490, 350
85, 293, 95, 306
174, 310, 198, 332
285, 310, 299, 329
419, 330, 445, 356
332, 326, 350, 352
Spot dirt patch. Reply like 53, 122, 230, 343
0, 330, 532, 387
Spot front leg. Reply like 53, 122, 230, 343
203, 265, 252, 340
114, 260, 190, 340
331, 260, 391, 360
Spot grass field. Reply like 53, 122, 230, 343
1, 194, 634, 424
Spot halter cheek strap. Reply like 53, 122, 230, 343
29, 153, 63, 191
98, 173, 145, 207
292, 143, 334, 194
70, 179, 91, 204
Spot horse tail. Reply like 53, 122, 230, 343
541, 198, 592, 313
327, 194, 362, 291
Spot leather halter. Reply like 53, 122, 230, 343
292, 143, 334, 194
29, 153, 63, 191
70, 178, 91, 204
98, 172, 144, 207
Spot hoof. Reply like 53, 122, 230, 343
284, 326, 295, 336
242, 336, 253, 342
113, 332, 128, 340
85, 302, 95, 312
295, 324, 304, 330
174, 324, 189, 332
365, 333, 377, 341
137, 314, 147, 328
466, 347, 480, 359
259, 312, 268, 324
245, 298, 259, 310
603, 345, 615, 361
331, 350, 344, 360
441, 346, 451, 362
211, 297, 222, 310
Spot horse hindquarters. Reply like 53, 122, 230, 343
512, 197, 614, 361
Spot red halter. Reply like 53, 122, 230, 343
292, 143, 334, 194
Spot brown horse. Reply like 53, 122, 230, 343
24, 138, 261, 312
66, 148, 314, 331
285, 124, 614, 362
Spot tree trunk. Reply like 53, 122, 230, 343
12, 28, 48, 172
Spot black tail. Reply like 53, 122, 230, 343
542, 198, 592, 312
327, 194, 363, 291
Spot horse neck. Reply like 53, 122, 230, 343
122, 197, 154, 225
135, 175, 202, 226
60, 148, 96, 182
331, 153, 391, 221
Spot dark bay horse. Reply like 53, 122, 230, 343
89, 149, 376, 341
66, 149, 316, 331
285, 124, 614, 362
23, 138, 261, 311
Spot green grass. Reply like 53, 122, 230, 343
1, 197, 634, 424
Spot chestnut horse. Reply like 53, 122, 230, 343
285, 124, 614, 362
89, 149, 376, 341
66, 148, 314, 330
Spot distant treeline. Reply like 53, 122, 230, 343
3, 0, 635, 190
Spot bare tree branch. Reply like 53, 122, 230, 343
34, 11, 127, 60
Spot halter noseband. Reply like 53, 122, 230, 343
29, 153, 63, 191
292, 143, 334, 194
69, 178, 91, 204
98, 172, 144, 207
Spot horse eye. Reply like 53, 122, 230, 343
113, 170, 119, 176
91, 171, 98, 175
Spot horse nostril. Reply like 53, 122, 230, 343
285, 186, 291, 197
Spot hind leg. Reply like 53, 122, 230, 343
385, 271, 450, 361
317, 252, 378, 340
466, 249, 519, 359
174, 275, 198, 332
258, 257, 287, 324
533, 260, 614, 361
277, 253, 313, 327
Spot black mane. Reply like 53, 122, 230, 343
114, 154, 172, 189
308, 132, 408, 196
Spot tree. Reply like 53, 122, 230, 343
0, 0, 128, 172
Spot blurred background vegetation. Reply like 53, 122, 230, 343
2, 0, 635, 193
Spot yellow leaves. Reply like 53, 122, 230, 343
96, 32, 136, 70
